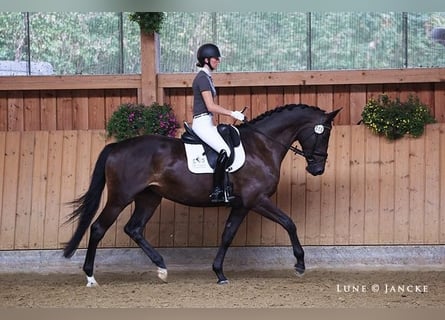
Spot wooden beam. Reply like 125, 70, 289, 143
2, 68, 444, 93
158, 68, 445, 88
0, 75, 141, 91
140, 32, 158, 104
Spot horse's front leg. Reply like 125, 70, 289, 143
252, 196, 305, 275
212, 207, 249, 284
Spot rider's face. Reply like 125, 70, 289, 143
208, 57, 220, 70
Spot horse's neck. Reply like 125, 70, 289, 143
248, 117, 304, 162
259, 117, 304, 146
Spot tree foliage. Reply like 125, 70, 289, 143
129, 12, 165, 34
0, 12, 444, 75
0, 12, 140, 74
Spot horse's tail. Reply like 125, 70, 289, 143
63, 142, 117, 258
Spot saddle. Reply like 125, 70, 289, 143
181, 122, 241, 169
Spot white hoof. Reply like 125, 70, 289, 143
86, 275, 99, 287
157, 267, 168, 283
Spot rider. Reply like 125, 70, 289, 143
192, 43, 246, 203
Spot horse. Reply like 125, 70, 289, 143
63, 103, 341, 287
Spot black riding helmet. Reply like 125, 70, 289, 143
196, 43, 221, 70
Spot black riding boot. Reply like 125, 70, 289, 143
210, 150, 234, 203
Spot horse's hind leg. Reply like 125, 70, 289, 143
83, 202, 127, 287
124, 190, 167, 282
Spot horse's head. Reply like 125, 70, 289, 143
297, 108, 341, 176
240, 104, 341, 177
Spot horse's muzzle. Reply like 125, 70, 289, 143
306, 162, 325, 176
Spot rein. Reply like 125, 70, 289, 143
241, 121, 331, 160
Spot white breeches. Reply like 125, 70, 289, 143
192, 114, 231, 157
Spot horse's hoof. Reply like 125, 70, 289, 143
294, 264, 305, 277
217, 279, 229, 285
86, 275, 99, 287
157, 267, 168, 283
295, 270, 305, 277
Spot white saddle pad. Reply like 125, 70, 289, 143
184, 142, 246, 174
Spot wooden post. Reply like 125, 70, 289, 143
140, 32, 159, 105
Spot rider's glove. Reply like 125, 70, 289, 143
231, 110, 246, 122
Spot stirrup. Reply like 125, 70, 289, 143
223, 191, 235, 203
210, 188, 234, 203
210, 188, 226, 203
224, 182, 235, 202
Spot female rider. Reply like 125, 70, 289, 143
192, 43, 245, 203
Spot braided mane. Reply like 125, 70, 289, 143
240, 103, 324, 127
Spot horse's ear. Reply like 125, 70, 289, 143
327, 108, 342, 120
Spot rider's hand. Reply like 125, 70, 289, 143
231, 110, 246, 122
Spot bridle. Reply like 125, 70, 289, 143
242, 120, 332, 163
293, 123, 332, 163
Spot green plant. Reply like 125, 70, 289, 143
128, 12, 165, 34
361, 94, 436, 140
106, 102, 179, 141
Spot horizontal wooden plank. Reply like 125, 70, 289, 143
0, 75, 141, 91
158, 68, 445, 88
2, 68, 444, 92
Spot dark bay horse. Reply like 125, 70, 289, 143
63, 103, 341, 286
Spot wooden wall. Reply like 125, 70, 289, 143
0, 89, 137, 131
1, 68, 445, 250
163, 82, 445, 128
0, 125, 444, 250
2, 69, 445, 131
